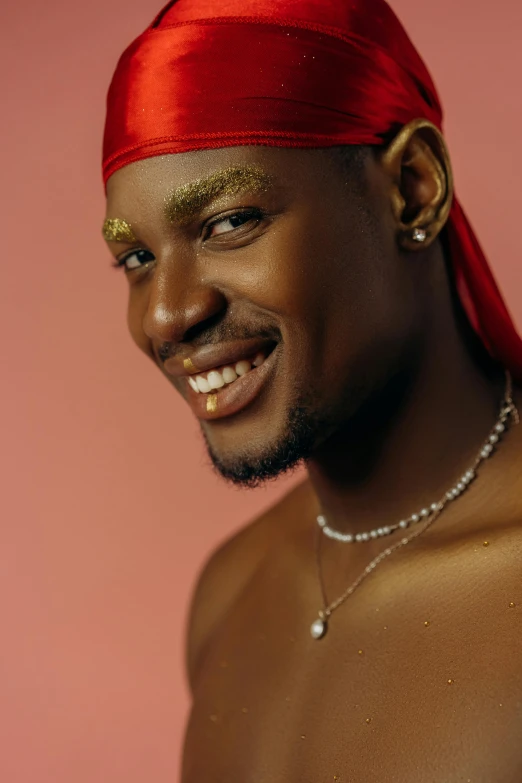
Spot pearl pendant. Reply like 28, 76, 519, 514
310, 617, 327, 640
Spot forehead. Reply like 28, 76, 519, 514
104, 145, 341, 213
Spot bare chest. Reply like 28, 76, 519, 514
182, 538, 522, 782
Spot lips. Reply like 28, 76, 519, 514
163, 338, 278, 421
163, 337, 276, 377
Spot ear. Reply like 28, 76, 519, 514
380, 119, 454, 251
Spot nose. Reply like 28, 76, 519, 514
142, 267, 228, 347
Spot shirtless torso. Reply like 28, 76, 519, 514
100, 0, 522, 775
182, 408, 522, 783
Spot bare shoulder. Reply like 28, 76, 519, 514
185, 478, 313, 690
425, 412, 522, 610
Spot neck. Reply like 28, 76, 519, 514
306, 262, 507, 537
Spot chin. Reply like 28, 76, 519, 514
204, 441, 300, 488
201, 398, 330, 488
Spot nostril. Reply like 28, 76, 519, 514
183, 310, 225, 343
158, 343, 171, 362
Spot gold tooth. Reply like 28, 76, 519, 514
183, 358, 198, 374
206, 394, 218, 414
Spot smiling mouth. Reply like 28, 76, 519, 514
162, 336, 280, 421
186, 351, 268, 394
179, 341, 278, 421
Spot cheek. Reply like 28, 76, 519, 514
126, 292, 154, 357
230, 212, 345, 318
266, 202, 414, 388
260, 207, 388, 336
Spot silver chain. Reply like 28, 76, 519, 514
310, 370, 519, 640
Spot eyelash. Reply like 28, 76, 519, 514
112, 208, 265, 271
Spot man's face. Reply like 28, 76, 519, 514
104, 146, 423, 485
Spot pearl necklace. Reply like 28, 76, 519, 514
310, 371, 519, 640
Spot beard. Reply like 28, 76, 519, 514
202, 393, 335, 488
200, 355, 420, 489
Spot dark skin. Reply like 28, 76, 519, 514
105, 121, 522, 781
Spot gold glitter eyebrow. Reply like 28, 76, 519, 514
164, 165, 273, 225
102, 218, 137, 243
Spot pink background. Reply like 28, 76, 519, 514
2, 1, 521, 780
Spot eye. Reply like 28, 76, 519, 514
113, 248, 155, 271
205, 209, 263, 239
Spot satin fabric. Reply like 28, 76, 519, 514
103, 0, 522, 381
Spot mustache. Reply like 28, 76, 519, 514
158, 323, 281, 361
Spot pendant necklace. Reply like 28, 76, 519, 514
311, 370, 519, 640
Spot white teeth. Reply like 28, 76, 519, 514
191, 356, 260, 395
196, 375, 211, 393
235, 360, 251, 376
207, 370, 225, 389
222, 366, 238, 384
188, 377, 199, 393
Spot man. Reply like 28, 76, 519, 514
102, 0, 522, 779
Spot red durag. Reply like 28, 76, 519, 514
103, 0, 522, 382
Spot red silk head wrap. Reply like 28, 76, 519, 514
103, 0, 522, 382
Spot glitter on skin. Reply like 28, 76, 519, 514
483, 541, 490, 547
424, 621, 431, 627
164, 165, 273, 225
509, 602, 516, 608
102, 218, 137, 243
